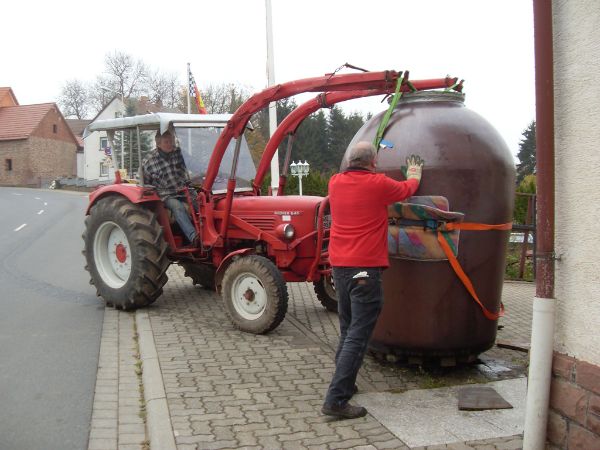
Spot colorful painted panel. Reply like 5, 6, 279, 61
387, 196, 464, 261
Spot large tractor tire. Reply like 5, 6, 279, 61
221, 255, 288, 334
181, 262, 216, 290
83, 196, 170, 310
313, 275, 338, 312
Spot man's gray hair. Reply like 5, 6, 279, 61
348, 141, 377, 167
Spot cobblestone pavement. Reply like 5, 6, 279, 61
88, 309, 147, 450
89, 270, 535, 450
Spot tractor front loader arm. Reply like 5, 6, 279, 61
203, 69, 460, 246
253, 89, 391, 190
252, 74, 461, 191
203, 70, 405, 192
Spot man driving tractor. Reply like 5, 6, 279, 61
142, 129, 198, 246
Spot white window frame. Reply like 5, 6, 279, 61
100, 137, 108, 151
99, 162, 109, 177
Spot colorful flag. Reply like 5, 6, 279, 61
188, 69, 207, 114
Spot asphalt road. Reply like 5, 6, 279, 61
0, 187, 103, 450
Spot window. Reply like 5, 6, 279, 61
99, 162, 109, 177
5, 159, 12, 171
100, 137, 108, 151
53, 124, 57, 133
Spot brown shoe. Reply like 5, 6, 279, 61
321, 403, 367, 419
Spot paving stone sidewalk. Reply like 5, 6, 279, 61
88, 270, 535, 450
88, 309, 147, 450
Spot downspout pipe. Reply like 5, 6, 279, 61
523, 1, 556, 449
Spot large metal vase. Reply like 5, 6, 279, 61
343, 91, 515, 360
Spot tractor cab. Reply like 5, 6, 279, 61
84, 113, 256, 193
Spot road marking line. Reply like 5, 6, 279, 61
44, 202, 48, 206
11, 193, 23, 196
14, 224, 27, 232
37, 210, 44, 215
35, 197, 41, 200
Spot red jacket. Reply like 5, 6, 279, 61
328, 168, 419, 267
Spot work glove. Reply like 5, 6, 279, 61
405, 154, 425, 182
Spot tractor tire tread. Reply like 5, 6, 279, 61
82, 195, 169, 310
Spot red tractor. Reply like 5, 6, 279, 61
82, 70, 460, 333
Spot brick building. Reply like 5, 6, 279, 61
0, 87, 78, 187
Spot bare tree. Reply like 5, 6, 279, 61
202, 83, 251, 114
103, 51, 148, 99
58, 79, 91, 119
147, 70, 183, 109
88, 75, 118, 113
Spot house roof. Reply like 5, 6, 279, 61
0, 103, 56, 141
66, 119, 92, 136
131, 96, 180, 115
0, 87, 19, 107
89, 96, 122, 124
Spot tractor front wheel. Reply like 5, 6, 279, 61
83, 196, 169, 309
221, 255, 288, 334
313, 275, 338, 312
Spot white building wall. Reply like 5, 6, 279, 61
553, 0, 600, 366
76, 152, 84, 178
83, 98, 125, 184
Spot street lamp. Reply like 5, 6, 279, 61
289, 160, 310, 195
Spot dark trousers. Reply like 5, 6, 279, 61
324, 266, 384, 407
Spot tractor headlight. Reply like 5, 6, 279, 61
276, 223, 296, 241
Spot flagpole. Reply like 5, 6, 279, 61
266, 0, 279, 196
187, 63, 191, 115
186, 63, 192, 157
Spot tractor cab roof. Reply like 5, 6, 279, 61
83, 112, 250, 138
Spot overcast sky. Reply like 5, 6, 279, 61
1, 0, 534, 160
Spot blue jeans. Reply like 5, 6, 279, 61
164, 197, 197, 243
324, 267, 384, 407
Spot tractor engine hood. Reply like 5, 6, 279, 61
217, 195, 323, 216
216, 195, 327, 234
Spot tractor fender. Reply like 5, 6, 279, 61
215, 248, 254, 293
86, 184, 160, 214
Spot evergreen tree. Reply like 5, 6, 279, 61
251, 100, 367, 183
327, 106, 351, 170
514, 174, 536, 224
294, 110, 328, 169
516, 121, 536, 184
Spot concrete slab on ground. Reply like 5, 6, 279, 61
355, 377, 526, 448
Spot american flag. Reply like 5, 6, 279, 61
188, 69, 207, 114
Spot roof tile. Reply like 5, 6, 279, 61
0, 103, 55, 141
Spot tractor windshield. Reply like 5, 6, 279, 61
174, 126, 256, 193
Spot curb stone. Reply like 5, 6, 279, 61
136, 310, 177, 450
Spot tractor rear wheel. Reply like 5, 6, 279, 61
83, 196, 169, 310
313, 275, 338, 312
181, 262, 216, 290
221, 255, 288, 334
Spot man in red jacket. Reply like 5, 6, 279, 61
322, 141, 424, 419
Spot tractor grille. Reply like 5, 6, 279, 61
239, 216, 276, 231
